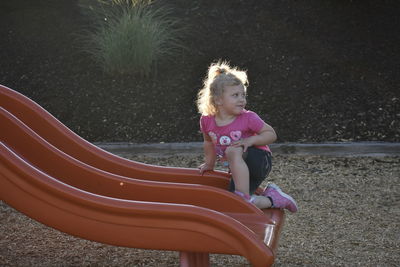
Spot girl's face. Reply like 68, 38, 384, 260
216, 84, 247, 116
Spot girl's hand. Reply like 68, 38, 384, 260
199, 162, 214, 174
231, 138, 254, 152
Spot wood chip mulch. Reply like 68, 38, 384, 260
1, 154, 399, 266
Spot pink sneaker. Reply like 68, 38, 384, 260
263, 183, 298, 213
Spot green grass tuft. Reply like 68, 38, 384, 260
79, 0, 185, 76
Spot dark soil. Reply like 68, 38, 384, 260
1, 0, 399, 143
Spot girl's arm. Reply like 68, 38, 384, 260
231, 123, 277, 152
199, 133, 217, 174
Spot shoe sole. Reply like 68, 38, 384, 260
267, 183, 298, 212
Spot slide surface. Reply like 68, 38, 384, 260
0, 85, 229, 187
0, 85, 284, 266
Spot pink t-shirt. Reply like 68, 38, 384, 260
200, 110, 271, 159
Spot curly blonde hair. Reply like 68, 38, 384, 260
196, 61, 248, 116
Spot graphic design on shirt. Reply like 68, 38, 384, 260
201, 111, 270, 158
219, 136, 231, 146
216, 147, 224, 158
208, 131, 217, 144
230, 131, 242, 141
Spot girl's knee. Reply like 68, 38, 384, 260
225, 146, 243, 160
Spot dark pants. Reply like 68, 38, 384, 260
228, 147, 272, 194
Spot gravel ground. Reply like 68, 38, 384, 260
1, 153, 399, 266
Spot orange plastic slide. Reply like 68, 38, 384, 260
0, 85, 285, 266
0, 84, 230, 187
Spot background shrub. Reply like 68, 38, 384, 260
79, 0, 185, 76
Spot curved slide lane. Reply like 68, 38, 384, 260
0, 84, 229, 188
0, 85, 285, 266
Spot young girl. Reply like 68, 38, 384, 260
196, 61, 298, 212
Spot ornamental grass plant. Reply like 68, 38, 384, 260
79, 0, 185, 76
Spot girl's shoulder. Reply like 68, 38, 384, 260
200, 114, 215, 122
200, 114, 215, 129
239, 110, 265, 125
239, 109, 259, 118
